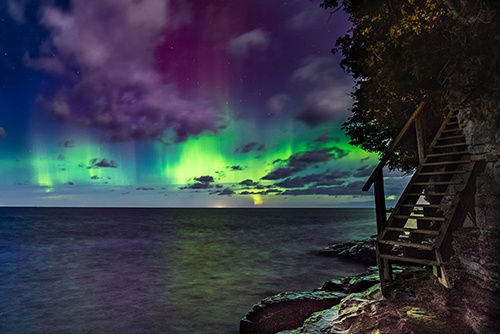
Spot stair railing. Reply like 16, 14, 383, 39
362, 101, 427, 234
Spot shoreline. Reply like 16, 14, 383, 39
240, 238, 475, 334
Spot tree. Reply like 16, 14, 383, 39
321, 0, 500, 171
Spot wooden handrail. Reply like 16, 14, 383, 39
362, 101, 426, 191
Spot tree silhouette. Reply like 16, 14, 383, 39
322, 0, 500, 170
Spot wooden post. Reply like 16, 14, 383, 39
373, 170, 387, 234
415, 113, 426, 163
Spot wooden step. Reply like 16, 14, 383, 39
446, 121, 460, 126
442, 128, 461, 134
427, 151, 469, 158
405, 192, 454, 197
418, 170, 467, 176
400, 203, 441, 209
378, 239, 434, 250
422, 160, 470, 167
412, 181, 462, 186
433, 142, 468, 149
393, 215, 445, 221
385, 227, 440, 235
379, 254, 439, 266
437, 135, 466, 141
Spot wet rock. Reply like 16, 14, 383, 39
240, 291, 346, 334
318, 238, 376, 265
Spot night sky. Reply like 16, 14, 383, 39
0, 0, 409, 207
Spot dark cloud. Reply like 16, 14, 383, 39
261, 167, 295, 180
239, 179, 258, 187
180, 183, 212, 190
275, 171, 350, 188
57, 154, 65, 161
288, 148, 336, 168
353, 165, 376, 178
90, 175, 99, 180
313, 132, 340, 144
235, 142, 265, 154
180, 175, 215, 190
295, 107, 334, 127
0, 127, 6, 138
90, 158, 119, 168
218, 188, 235, 196
240, 189, 282, 196
65, 181, 74, 185
263, 147, 348, 180
229, 165, 244, 171
281, 180, 366, 196
136, 187, 155, 190
360, 156, 371, 162
194, 175, 214, 183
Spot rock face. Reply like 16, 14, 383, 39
450, 106, 500, 333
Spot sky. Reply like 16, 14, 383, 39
0, 0, 410, 207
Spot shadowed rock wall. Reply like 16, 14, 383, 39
451, 106, 500, 333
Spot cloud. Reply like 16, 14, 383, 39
275, 171, 350, 188
235, 142, 265, 154
90, 158, 118, 168
181, 183, 212, 190
229, 165, 244, 171
0, 127, 6, 138
194, 175, 214, 183
266, 94, 289, 115
313, 132, 340, 144
227, 28, 270, 58
26, 0, 220, 143
180, 175, 215, 190
218, 188, 235, 196
295, 86, 353, 127
353, 165, 376, 178
240, 189, 282, 196
288, 3, 328, 30
262, 167, 296, 180
281, 180, 366, 196
292, 57, 353, 126
239, 179, 258, 187
262, 147, 348, 181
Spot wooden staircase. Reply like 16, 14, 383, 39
363, 103, 483, 295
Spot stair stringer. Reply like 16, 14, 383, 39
374, 109, 476, 293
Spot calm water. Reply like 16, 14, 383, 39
0, 208, 375, 334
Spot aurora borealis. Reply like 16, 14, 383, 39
0, 0, 410, 207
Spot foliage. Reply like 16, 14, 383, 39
321, 0, 500, 170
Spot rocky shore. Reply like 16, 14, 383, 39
240, 239, 476, 334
